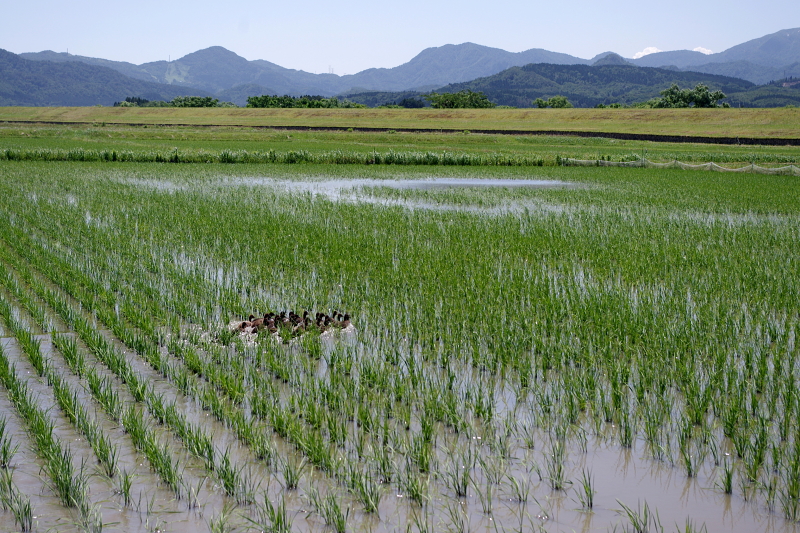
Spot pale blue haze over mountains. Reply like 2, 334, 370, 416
3, 1, 800, 107
2, 0, 798, 75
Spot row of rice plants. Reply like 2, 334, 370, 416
0, 233, 318, 529
22, 265, 256, 504
0, 264, 214, 528
0, 414, 32, 532
17, 236, 377, 512
0, 341, 99, 530
0, 291, 122, 482
0, 190, 482, 526
0, 204, 656, 528
0, 147, 545, 166
0, 238, 274, 518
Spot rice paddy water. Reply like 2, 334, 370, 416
0, 159, 798, 532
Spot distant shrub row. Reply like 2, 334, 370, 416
246, 95, 367, 108
114, 96, 237, 108
0, 147, 545, 166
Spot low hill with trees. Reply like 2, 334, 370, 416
436, 63, 755, 108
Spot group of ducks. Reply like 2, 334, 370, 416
238, 310, 352, 335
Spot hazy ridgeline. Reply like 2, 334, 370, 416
0, 160, 798, 532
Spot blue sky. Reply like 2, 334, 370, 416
2, 0, 798, 74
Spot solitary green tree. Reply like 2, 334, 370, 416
547, 95, 573, 108
533, 96, 573, 108
424, 90, 496, 109
170, 96, 220, 107
653, 84, 727, 108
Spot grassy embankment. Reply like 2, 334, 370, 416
1, 106, 799, 138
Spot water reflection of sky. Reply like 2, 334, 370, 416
222, 176, 573, 214
230, 176, 570, 196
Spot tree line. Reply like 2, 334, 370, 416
114, 96, 236, 108
245, 95, 366, 108
115, 83, 730, 110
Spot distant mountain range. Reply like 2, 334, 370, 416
18, 44, 590, 99
631, 28, 800, 69
628, 29, 800, 85
2, 27, 799, 107
0, 49, 210, 106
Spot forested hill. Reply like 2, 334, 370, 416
0, 49, 210, 106
436, 63, 757, 107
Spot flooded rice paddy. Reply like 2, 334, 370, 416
124, 175, 576, 215
1, 163, 799, 532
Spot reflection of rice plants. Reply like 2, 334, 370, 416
617, 499, 662, 533
312, 490, 350, 533
0, 416, 19, 469
78, 499, 104, 533
281, 456, 306, 490
576, 468, 595, 509
208, 501, 236, 533
545, 441, 569, 491
506, 473, 530, 503
399, 469, 429, 505
444, 499, 469, 533
679, 517, 709, 533
249, 492, 293, 533
472, 477, 494, 514
0, 470, 34, 532
116, 468, 135, 507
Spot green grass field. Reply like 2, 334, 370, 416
2, 120, 799, 166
